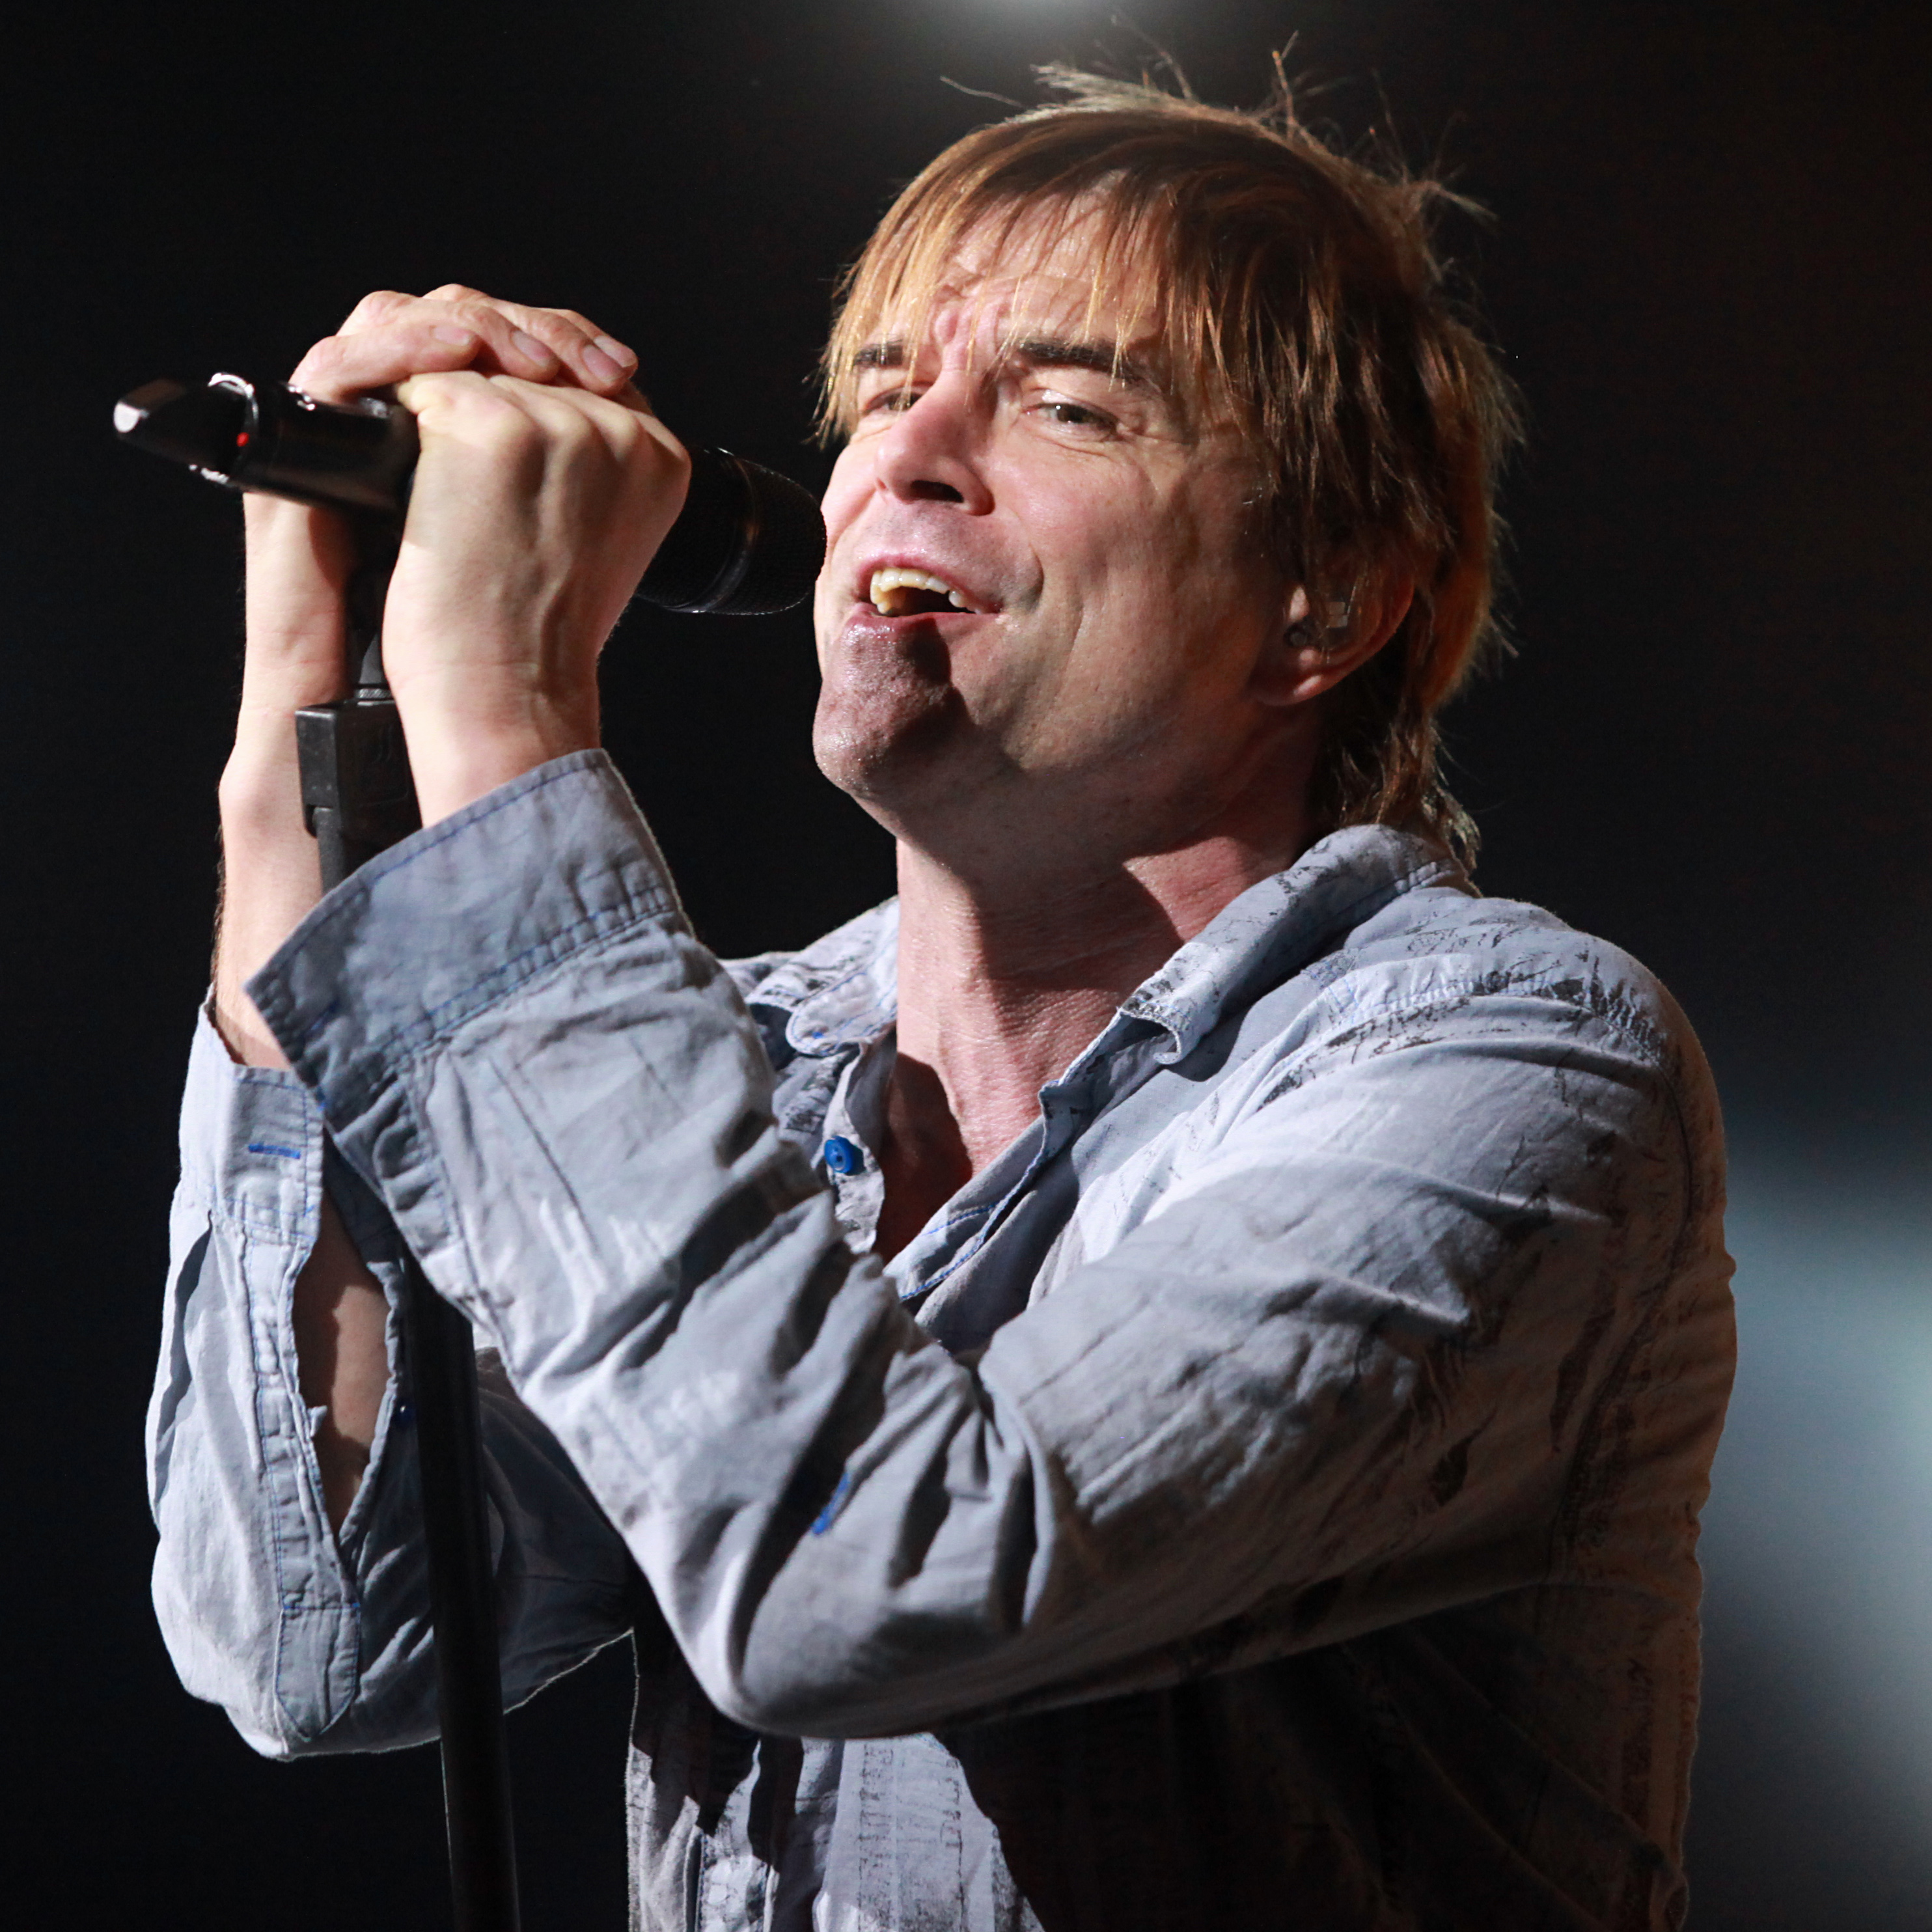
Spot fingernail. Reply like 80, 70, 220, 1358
593, 334, 637, 370
581, 342, 624, 385
512, 329, 555, 365
433, 325, 476, 346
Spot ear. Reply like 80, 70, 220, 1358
1250, 573, 1416, 709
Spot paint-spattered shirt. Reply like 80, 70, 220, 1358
148, 752, 1734, 1931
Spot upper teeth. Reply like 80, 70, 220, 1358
869, 566, 974, 613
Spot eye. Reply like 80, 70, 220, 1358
858, 383, 922, 419
1031, 393, 1117, 435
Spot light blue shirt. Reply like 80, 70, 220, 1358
148, 751, 1734, 1930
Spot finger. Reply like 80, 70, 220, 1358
423, 283, 639, 395
338, 288, 419, 333
338, 288, 562, 382
415, 291, 566, 381
393, 368, 523, 428
340, 286, 638, 394
396, 370, 642, 462
292, 320, 487, 403
521, 310, 639, 394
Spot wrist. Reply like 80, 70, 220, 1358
393, 674, 601, 823
210, 986, 295, 1071
211, 831, 322, 1071
217, 721, 312, 846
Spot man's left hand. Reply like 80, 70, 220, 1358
348, 286, 690, 823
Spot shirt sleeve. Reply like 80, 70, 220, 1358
243, 751, 1728, 1741
146, 1002, 636, 1759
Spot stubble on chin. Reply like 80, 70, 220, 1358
811, 663, 968, 804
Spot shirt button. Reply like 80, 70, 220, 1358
822, 1135, 865, 1177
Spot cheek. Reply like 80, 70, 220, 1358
1062, 495, 1277, 717
1012, 465, 1161, 605
1116, 470, 1274, 646
812, 447, 874, 648
1043, 476, 1223, 644
819, 443, 873, 548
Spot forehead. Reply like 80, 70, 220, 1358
872, 201, 1163, 353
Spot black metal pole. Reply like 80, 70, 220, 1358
400, 1260, 523, 1932
299, 531, 523, 1932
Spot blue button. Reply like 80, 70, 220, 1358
823, 1135, 864, 1176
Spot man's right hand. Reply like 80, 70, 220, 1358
212, 286, 646, 1068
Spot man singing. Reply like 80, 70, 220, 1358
150, 73, 1734, 1930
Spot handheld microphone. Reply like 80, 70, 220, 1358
113, 372, 825, 616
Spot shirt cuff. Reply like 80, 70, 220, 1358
246, 751, 681, 1115
178, 996, 326, 1239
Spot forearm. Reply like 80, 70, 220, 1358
210, 495, 354, 1069
149, 1014, 636, 1752
208, 495, 389, 1503
291, 1192, 390, 1528
213, 485, 605, 1488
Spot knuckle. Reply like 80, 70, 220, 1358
343, 288, 410, 329
601, 403, 645, 450
449, 299, 531, 348
473, 392, 544, 446
540, 398, 598, 449
413, 376, 532, 450
448, 299, 510, 331
507, 317, 568, 355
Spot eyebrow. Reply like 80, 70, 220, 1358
851, 335, 1160, 391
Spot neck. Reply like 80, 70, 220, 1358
890, 812, 1305, 1175
864, 718, 1321, 1260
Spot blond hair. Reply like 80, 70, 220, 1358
820, 68, 1521, 864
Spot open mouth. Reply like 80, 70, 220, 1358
866, 566, 983, 618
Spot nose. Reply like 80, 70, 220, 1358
868, 372, 994, 514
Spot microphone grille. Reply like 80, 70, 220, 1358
639, 448, 825, 616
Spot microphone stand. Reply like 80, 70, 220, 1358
298, 520, 523, 1932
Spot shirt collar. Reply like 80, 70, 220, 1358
741, 898, 900, 1058
1118, 824, 1467, 1063
743, 825, 1465, 1065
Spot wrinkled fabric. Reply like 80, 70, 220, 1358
148, 751, 1733, 1931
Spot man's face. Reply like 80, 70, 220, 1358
812, 214, 1310, 868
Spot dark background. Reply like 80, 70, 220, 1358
5, 1, 1930, 1924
